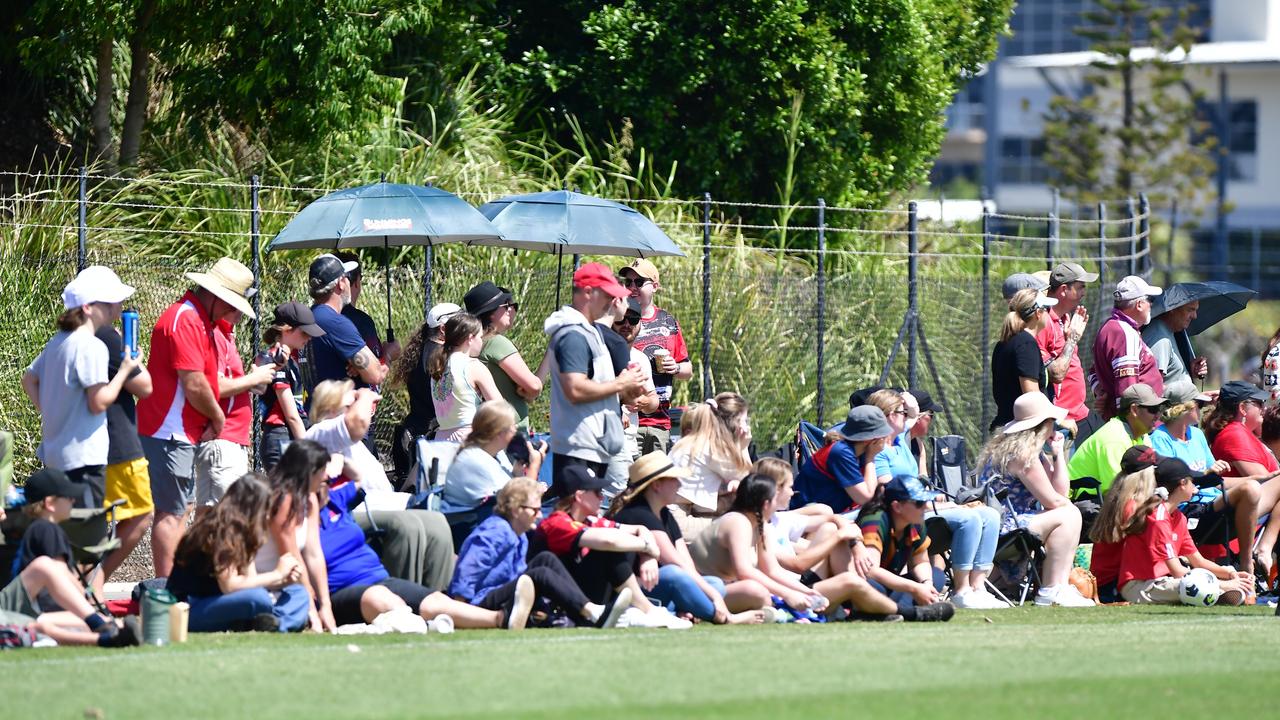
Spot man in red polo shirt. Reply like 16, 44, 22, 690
1037, 262, 1097, 434
136, 257, 257, 577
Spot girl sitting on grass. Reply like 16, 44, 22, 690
451, 478, 629, 628
168, 472, 310, 632
854, 476, 956, 622
1117, 457, 1253, 605
689, 473, 901, 621
1089, 447, 1160, 603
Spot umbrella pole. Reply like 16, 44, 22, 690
385, 235, 395, 342
555, 246, 564, 307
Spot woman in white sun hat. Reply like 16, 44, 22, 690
975, 391, 1094, 607
22, 266, 141, 507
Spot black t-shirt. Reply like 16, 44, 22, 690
596, 323, 631, 376
255, 349, 307, 429
342, 304, 385, 361
95, 325, 144, 464
18, 518, 75, 574
613, 500, 683, 543
405, 341, 441, 428
990, 331, 1046, 429
166, 548, 223, 600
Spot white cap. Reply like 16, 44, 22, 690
426, 302, 462, 329
1113, 275, 1163, 302
62, 265, 135, 309
1034, 294, 1059, 309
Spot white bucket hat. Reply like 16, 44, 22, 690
62, 266, 135, 309
1001, 391, 1067, 434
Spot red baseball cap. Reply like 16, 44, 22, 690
573, 262, 628, 298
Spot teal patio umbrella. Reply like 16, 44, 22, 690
269, 181, 503, 339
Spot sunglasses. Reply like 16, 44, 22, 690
622, 278, 651, 288
890, 409, 908, 416
499, 302, 519, 312
615, 314, 641, 327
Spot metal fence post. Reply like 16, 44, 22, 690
815, 198, 826, 427
77, 166, 88, 272
250, 175, 262, 470
907, 200, 919, 388
1138, 193, 1150, 276
981, 205, 992, 436
1048, 187, 1059, 269
1096, 203, 1108, 321
1166, 199, 1178, 288
701, 192, 712, 398
1127, 196, 1138, 277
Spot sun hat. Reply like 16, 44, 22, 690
426, 302, 462, 329
835, 406, 893, 442
573, 262, 628, 298
626, 451, 692, 496
1001, 391, 1067, 434
185, 257, 257, 319
463, 281, 515, 317
271, 301, 326, 337
1113, 275, 1162, 302
62, 265, 135, 309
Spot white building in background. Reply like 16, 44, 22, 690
934, 0, 1280, 291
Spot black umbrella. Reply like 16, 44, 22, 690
1150, 280, 1256, 336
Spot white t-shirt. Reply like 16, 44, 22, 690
27, 329, 109, 470
305, 415, 405, 510
443, 446, 511, 510
624, 347, 655, 442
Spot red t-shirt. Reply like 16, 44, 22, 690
1118, 504, 1196, 586
632, 306, 690, 430
1089, 499, 1136, 586
137, 291, 219, 443
1211, 421, 1279, 476
535, 511, 616, 559
1036, 309, 1088, 422
214, 320, 252, 447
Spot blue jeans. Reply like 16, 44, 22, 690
931, 505, 1001, 571
187, 584, 310, 633
647, 565, 726, 621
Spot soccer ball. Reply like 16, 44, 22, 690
1178, 568, 1220, 607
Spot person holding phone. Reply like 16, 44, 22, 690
256, 302, 327, 471
444, 400, 545, 514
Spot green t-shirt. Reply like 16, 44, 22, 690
1067, 417, 1149, 497
479, 334, 529, 430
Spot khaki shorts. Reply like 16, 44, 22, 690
1121, 576, 1182, 605
669, 504, 716, 542
105, 457, 155, 520
0, 575, 39, 618
194, 440, 249, 507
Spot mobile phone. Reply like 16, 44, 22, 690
506, 432, 531, 466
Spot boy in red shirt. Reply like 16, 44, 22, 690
1118, 458, 1252, 605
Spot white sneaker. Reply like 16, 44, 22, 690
972, 589, 1012, 609
652, 607, 693, 630
949, 590, 985, 610
1035, 584, 1096, 608
615, 607, 657, 628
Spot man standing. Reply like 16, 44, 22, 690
1037, 262, 1097, 432
335, 250, 402, 366
1089, 275, 1164, 420
619, 259, 692, 454
543, 263, 645, 498
136, 257, 256, 577
1068, 383, 1164, 498
1142, 299, 1208, 401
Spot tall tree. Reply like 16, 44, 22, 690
1041, 0, 1217, 209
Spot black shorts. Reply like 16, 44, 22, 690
799, 570, 822, 588
1184, 499, 1231, 544
66, 465, 106, 508
330, 577, 435, 626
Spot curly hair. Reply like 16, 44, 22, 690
389, 321, 432, 389
173, 472, 272, 576
974, 419, 1053, 477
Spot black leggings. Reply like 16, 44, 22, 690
477, 551, 591, 620
562, 546, 635, 606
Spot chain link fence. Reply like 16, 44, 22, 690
0, 171, 1153, 479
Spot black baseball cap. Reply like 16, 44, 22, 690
271, 301, 326, 337
849, 385, 884, 409
1154, 457, 1221, 490
908, 388, 943, 414
308, 253, 357, 295
560, 465, 610, 494
1219, 380, 1268, 406
24, 468, 85, 504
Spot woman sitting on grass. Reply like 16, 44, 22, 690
451, 478, 629, 628
1116, 458, 1253, 605
975, 391, 1093, 607
532, 464, 690, 629
313, 439, 534, 631
855, 476, 955, 622
1089, 447, 1161, 604
605, 451, 767, 625
259, 440, 334, 631
689, 473, 901, 621
168, 472, 310, 632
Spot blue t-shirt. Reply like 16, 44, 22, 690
308, 304, 369, 391
794, 440, 865, 512
874, 432, 917, 480
1149, 425, 1223, 506
319, 483, 389, 591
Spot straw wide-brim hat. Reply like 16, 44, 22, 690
185, 257, 256, 319
627, 451, 692, 495
1001, 391, 1067, 434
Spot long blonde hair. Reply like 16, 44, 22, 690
310, 379, 354, 421
671, 392, 751, 476
999, 289, 1040, 343
975, 419, 1052, 477
463, 400, 517, 451
1089, 467, 1156, 544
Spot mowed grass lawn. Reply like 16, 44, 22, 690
4, 605, 1280, 719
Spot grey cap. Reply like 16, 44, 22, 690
836, 406, 893, 442
1050, 262, 1099, 286
1120, 383, 1165, 409
1002, 272, 1048, 300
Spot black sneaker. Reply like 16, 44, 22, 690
100, 616, 141, 648
909, 601, 955, 622
848, 611, 904, 623
251, 613, 281, 633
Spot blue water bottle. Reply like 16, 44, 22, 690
121, 308, 140, 359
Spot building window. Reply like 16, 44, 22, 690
1006, 0, 1209, 57
945, 78, 986, 132
999, 137, 1051, 185
1195, 100, 1258, 183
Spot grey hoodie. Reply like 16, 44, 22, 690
544, 305, 624, 463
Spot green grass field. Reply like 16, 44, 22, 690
4, 605, 1280, 719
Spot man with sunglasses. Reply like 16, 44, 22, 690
1068, 383, 1163, 498
1089, 276, 1164, 421
619, 259, 691, 454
